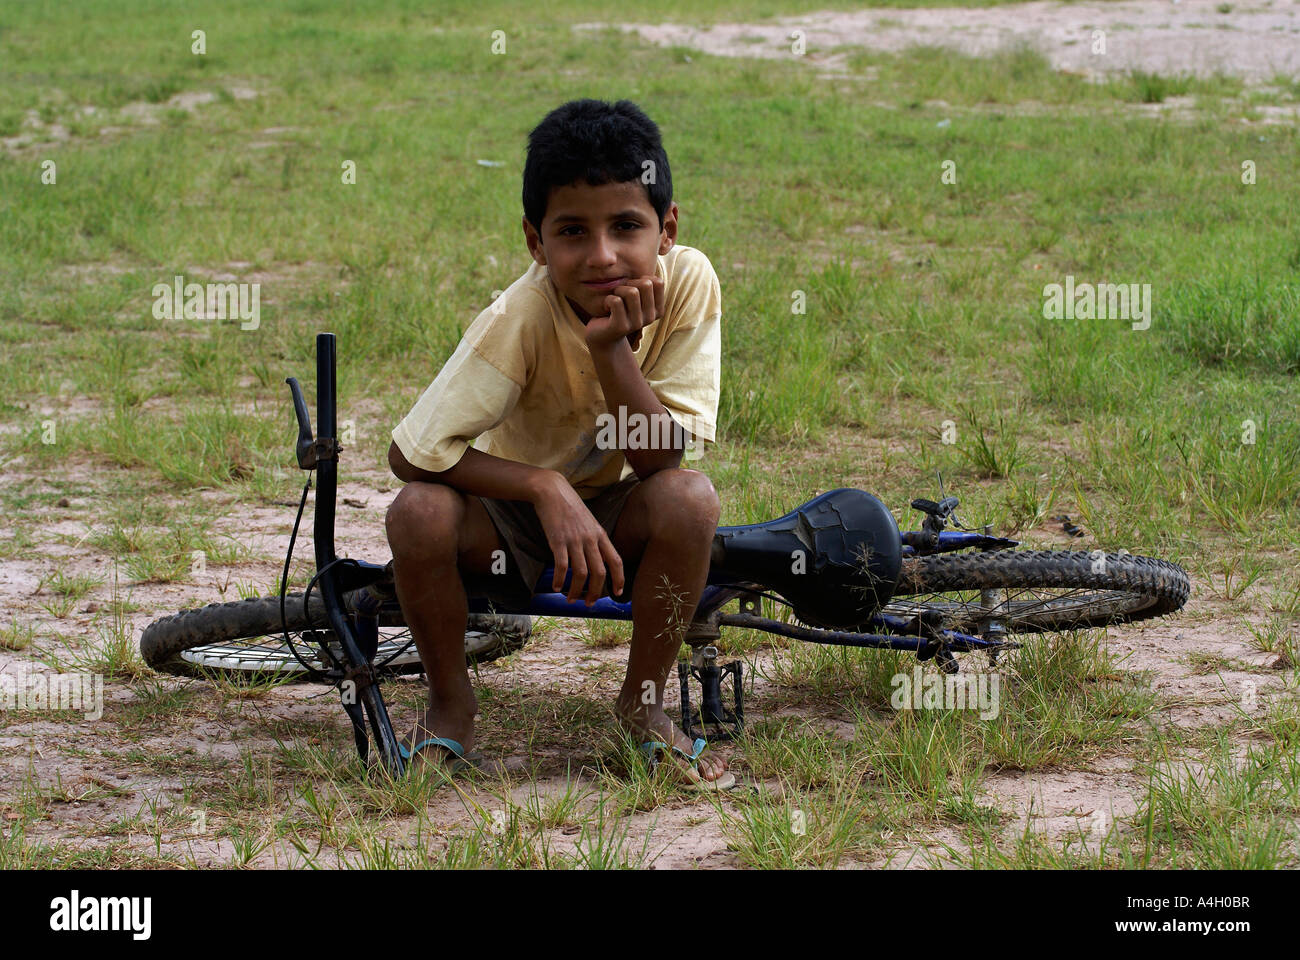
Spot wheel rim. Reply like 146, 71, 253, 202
178, 627, 423, 675
882, 585, 1156, 633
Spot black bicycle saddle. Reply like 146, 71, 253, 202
710, 488, 902, 630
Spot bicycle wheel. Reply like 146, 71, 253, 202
140, 594, 530, 679
885, 550, 1189, 635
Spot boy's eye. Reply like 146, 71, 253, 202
558, 222, 640, 236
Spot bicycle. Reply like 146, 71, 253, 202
140, 333, 1191, 775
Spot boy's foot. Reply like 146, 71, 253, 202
641, 737, 737, 792
615, 704, 732, 788
400, 705, 476, 777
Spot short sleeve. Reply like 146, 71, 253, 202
391, 338, 523, 473
645, 250, 721, 442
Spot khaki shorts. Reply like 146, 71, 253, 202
464, 475, 642, 612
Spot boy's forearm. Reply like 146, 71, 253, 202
390, 443, 560, 504
588, 339, 684, 478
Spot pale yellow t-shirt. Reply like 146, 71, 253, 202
392, 243, 722, 499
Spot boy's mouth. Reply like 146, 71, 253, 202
581, 277, 627, 291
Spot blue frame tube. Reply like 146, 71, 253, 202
455, 523, 1021, 652
461, 565, 1002, 653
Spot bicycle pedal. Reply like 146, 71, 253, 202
678, 653, 744, 742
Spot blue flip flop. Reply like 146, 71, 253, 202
398, 735, 477, 775
640, 737, 737, 792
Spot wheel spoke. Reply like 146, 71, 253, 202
883, 584, 1146, 631
143, 594, 534, 679
180, 628, 420, 673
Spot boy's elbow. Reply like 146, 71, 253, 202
388, 441, 415, 482
389, 441, 453, 484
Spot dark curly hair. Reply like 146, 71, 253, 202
522, 99, 673, 231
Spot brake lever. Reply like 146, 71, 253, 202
910, 475, 969, 549
286, 376, 339, 470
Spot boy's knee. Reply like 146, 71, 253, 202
386, 482, 464, 557
644, 468, 720, 539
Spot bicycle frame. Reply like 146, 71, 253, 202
286, 333, 1020, 771
510, 525, 1017, 654
287, 334, 406, 773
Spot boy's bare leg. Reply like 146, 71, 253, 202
610, 468, 726, 782
385, 482, 504, 773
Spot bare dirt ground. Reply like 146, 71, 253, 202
583, 0, 1300, 81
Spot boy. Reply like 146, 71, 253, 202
385, 99, 732, 789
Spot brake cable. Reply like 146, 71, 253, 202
279, 470, 334, 676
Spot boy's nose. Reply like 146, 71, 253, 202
586, 234, 617, 265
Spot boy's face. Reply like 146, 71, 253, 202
523, 179, 678, 323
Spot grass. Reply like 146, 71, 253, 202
1124, 70, 1195, 105
1194, 551, 1269, 601
720, 769, 884, 868
85, 499, 259, 584
952, 402, 1024, 479
118, 675, 204, 724
946, 727, 1300, 869
35, 569, 149, 680
1, 0, 1297, 869
518, 772, 595, 830
36, 569, 102, 619
0, 617, 37, 651
1244, 617, 1297, 667
1132, 732, 1300, 868
582, 618, 633, 648
271, 754, 659, 868
1164, 275, 1300, 375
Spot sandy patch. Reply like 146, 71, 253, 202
580, 0, 1300, 81
1, 84, 261, 153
